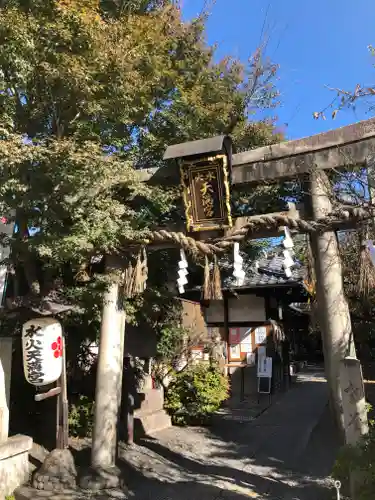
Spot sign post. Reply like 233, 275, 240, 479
56, 335, 69, 449
257, 351, 273, 401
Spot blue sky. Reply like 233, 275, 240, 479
182, 0, 375, 140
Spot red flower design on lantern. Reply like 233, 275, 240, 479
51, 336, 63, 358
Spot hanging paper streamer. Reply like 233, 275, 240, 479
233, 242, 245, 286
282, 227, 295, 278
177, 249, 189, 294
282, 227, 294, 250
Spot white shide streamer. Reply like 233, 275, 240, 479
282, 227, 295, 278
233, 242, 245, 286
177, 248, 189, 294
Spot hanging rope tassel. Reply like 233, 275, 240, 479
138, 246, 148, 293
124, 247, 148, 298
134, 250, 143, 295
358, 236, 375, 298
305, 235, 318, 329
124, 260, 135, 298
202, 256, 211, 301
212, 255, 223, 300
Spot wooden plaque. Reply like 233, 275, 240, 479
180, 155, 232, 232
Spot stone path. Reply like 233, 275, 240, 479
16, 367, 339, 500
116, 369, 336, 500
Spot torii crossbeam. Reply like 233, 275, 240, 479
141, 117, 375, 185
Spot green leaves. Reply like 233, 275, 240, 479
164, 364, 229, 425
0, 1, 282, 328
0, 134, 149, 260
333, 426, 375, 500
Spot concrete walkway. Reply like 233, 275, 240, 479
16, 367, 338, 500
115, 367, 337, 500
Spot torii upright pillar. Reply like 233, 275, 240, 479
81, 255, 125, 489
308, 169, 356, 437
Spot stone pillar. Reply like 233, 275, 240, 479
0, 337, 12, 443
340, 357, 369, 500
0, 337, 33, 496
85, 255, 126, 491
309, 170, 356, 437
340, 357, 368, 445
91, 280, 125, 470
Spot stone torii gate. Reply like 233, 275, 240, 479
145, 117, 375, 436
89, 118, 375, 488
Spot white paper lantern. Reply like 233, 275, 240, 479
22, 318, 63, 386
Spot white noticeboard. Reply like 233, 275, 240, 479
257, 346, 266, 358
246, 352, 256, 366
240, 327, 253, 353
241, 342, 252, 353
229, 343, 241, 360
257, 356, 272, 378
255, 326, 267, 345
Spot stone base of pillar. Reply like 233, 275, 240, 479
79, 465, 126, 492
0, 434, 33, 496
31, 448, 77, 492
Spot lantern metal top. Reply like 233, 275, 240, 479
163, 135, 232, 161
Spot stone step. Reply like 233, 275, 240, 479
134, 389, 164, 416
0, 434, 33, 496
134, 409, 171, 437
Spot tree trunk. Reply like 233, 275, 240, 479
91, 255, 125, 471
308, 170, 356, 438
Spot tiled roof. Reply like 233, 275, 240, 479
221, 253, 306, 290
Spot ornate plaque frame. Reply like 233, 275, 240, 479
180, 154, 232, 232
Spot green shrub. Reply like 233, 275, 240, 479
164, 363, 229, 426
333, 404, 375, 499
68, 395, 95, 438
